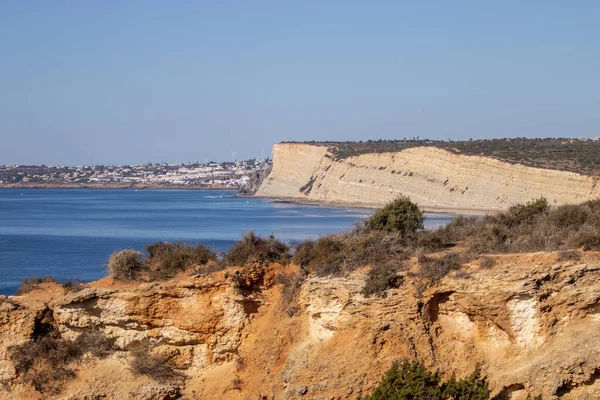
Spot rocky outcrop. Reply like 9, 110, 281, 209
256, 143, 600, 210
238, 165, 272, 194
1, 253, 599, 399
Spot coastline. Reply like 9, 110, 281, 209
0, 184, 497, 215
255, 195, 499, 215
0, 183, 236, 191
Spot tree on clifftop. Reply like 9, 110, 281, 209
365, 196, 424, 236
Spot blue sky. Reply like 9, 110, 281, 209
1, 1, 599, 165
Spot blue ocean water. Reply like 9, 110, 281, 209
0, 189, 454, 295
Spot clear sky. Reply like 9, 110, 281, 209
1, 1, 599, 165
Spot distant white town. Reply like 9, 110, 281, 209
0, 158, 272, 190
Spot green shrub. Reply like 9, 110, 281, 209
365, 196, 424, 235
225, 231, 290, 266
500, 197, 549, 227
16, 276, 57, 295
359, 360, 490, 400
106, 249, 146, 281
362, 265, 403, 297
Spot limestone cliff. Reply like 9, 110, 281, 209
256, 143, 600, 210
1, 252, 599, 399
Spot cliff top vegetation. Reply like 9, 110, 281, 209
284, 138, 600, 176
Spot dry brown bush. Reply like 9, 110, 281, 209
417, 253, 470, 282
438, 198, 600, 254
362, 264, 403, 297
106, 249, 145, 281
556, 250, 581, 262
8, 330, 115, 394
225, 231, 290, 266
275, 272, 303, 316
228, 263, 275, 293
479, 256, 496, 269
145, 241, 216, 280
415, 230, 446, 251
293, 231, 409, 277
61, 278, 85, 293
129, 346, 185, 383
569, 228, 600, 251
16, 276, 57, 295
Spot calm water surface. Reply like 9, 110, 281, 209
0, 189, 454, 295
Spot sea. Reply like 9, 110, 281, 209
0, 189, 455, 295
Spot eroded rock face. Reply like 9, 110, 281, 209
50, 279, 251, 367
0, 296, 47, 382
0, 253, 599, 399
256, 143, 600, 210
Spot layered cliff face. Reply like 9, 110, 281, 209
256, 143, 600, 210
1, 253, 599, 399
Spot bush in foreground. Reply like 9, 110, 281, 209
365, 196, 424, 236
275, 272, 303, 316
225, 231, 290, 266
106, 249, 145, 281
106, 242, 217, 282
62, 278, 86, 293
441, 198, 600, 254
16, 276, 57, 295
129, 346, 185, 383
145, 241, 216, 280
359, 360, 490, 400
8, 330, 115, 394
417, 253, 469, 282
293, 231, 409, 277
362, 264, 403, 297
